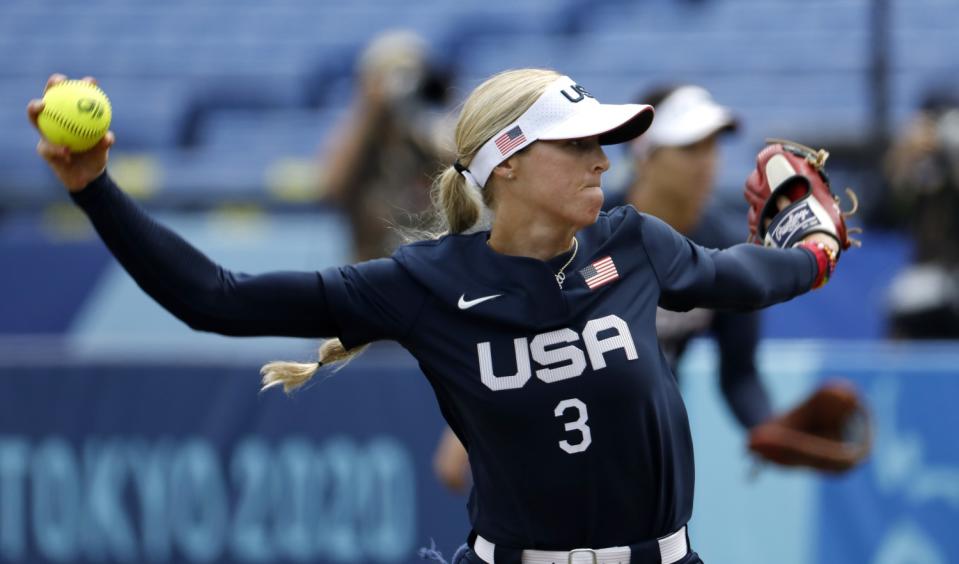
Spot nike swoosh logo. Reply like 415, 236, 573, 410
457, 293, 502, 310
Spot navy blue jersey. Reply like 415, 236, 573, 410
74, 174, 817, 551
323, 205, 816, 548
604, 194, 772, 428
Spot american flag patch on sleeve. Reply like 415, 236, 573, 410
580, 256, 619, 290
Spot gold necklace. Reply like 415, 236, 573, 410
555, 237, 578, 288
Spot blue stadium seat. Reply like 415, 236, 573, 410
0, 0, 954, 207
584, 1, 869, 34
892, 30, 958, 71
891, 0, 959, 30
140, 107, 344, 202
101, 79, 190, 150
197, 108, 346, 154
566, 31, 869, 74
153, 147, 275, 202
457, 36, 573, 83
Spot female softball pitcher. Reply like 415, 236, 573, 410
30, 69, 844, 564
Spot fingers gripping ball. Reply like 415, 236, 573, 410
37, 80, 112, 152
744, 139, 860, 251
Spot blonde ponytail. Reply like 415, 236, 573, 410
434, 165, 484, 234
260, 340, 369, 394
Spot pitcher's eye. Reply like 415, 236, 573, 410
567, 139, 593, 150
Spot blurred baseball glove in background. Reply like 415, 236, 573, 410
748, 381, 873, 473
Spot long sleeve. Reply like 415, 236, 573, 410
71, 172, 335, 338
639, 214, 818, 312
712, 311, 773, 429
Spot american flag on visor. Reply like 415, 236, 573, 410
580, 256, 619, 290
494, 126, 527, 155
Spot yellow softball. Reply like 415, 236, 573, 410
37, 80, 112, 152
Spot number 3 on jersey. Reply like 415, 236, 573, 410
554, 398, 592, 454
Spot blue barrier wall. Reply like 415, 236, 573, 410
819, 352, 959, 564
683, 341, 959, 564
0, 345, 468, 563
1, 341, 957, 563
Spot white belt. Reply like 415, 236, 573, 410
473, 526, 688, 564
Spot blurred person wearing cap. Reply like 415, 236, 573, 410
882, 87, 959, 338
615, 84, 775, 431
34, 69, 836, 564
318, 30, 456, 261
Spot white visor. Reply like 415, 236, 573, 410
460, 75, 654, 190
632, 85, 737, 157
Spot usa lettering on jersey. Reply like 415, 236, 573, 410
476, 314, 638, 391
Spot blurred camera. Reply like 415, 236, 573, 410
358, 30, 452, 108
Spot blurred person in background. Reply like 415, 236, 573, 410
883, 87, 959, 338
614, 84, 773, 431
318, 30, 456, 261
